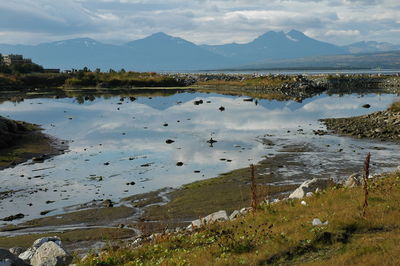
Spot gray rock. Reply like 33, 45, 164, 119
191, 210, 229, 228
312, 218, 328, 226
289, 178, 334, 199
19, 236, 63, 263
239, 207, 253, 215
30, 241, 71, 266
0, 249, 28, 266
344, 173, 363, 188
229, 210, 240, 220
8, 247, 25, 257
202, 210, 228, 224
186, 224, 193, 231
131, 238, 143, 246
32, 237, 62, 249
18, 250, 35, 262
165, 229, 174, 234
191, 219, 202, 228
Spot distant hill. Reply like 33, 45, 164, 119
0, 34, 232, 71
343, 41, 400, 54
232, 51, 400, 70
201, 30, 346, 65
1, 30, 399, 71
124, 32, 233, 70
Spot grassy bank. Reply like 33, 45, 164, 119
80, 170, 400, 265
0, 116, 62, 169
139, 155, 301, 222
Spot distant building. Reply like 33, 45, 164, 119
2, 54, 32, 66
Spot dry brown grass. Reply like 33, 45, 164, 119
388, 101, 400, 112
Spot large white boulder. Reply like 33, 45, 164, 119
30, 241, 71, 266
19, 237, 62, 262
191, 210, 229, 228
289, 178, 333, 199
18, 236, 70, 266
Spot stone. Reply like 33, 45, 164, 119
186, 224, 193, 231
19, 236, 62, 263
0, 249, 28, 266
312, 218, 322, 226
229, 210, 240, 220
240, 207, 253, 214
289, 178, 334, 199
18, 250, 35, 262
305, 192, 314, 197
2, 213, 24, 221
301, 201, 307, 206
344, 173, 363, 188
312, 218, 329, 226
30, 241, 72, 266
8, 247, 25, 257
131, 238, 143, 246
191, 219, 202, 228
191, 210, 229, 228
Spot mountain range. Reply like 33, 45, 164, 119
0, 30, 399, 71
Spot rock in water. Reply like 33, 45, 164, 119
289, 178, 334, 199
30, 242, 71, 266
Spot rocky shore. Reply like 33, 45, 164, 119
321, 105, 400, 141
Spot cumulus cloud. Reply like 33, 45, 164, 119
0, 0, 399, 45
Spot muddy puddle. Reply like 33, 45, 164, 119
0, 91, 399, 228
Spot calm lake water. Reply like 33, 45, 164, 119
0, 91, 399, 222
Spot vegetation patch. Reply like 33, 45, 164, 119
79, 170, 400, 265
0, 117, 60, 169
141, 155, 301, 222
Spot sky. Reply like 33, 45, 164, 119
0, 0, 399, 46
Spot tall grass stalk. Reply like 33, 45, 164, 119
362, 153, 371, 218
250, 164, 257, 210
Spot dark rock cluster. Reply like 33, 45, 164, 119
321, 110, 400, 141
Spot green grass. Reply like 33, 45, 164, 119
78, 170, 400, 265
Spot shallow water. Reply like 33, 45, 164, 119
0, 92, 399, 223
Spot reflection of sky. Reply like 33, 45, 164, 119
0, 92, 399, 222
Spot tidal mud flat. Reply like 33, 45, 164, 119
0, 74, 400, 254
